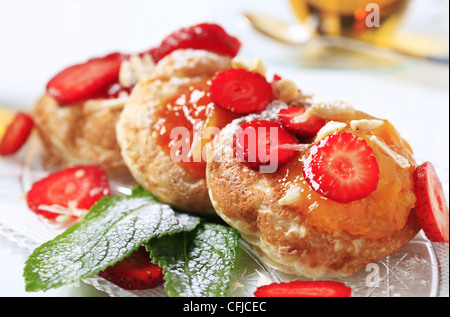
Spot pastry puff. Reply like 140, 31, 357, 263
206, 103, 421, 278
31, 93, 128, 172
116, 49, 232, 215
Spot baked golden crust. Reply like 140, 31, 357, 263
206, 104, 421, 278
116, 49, 232, 215
31, 93, 127, 172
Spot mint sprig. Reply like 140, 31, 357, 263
147, 222, 240, 297
24, 189, 200, 292
23, 186, 241, 297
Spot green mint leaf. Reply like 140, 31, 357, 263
146, 222, 240, 297
24, 193, 200, 292
130, 185, 157, 198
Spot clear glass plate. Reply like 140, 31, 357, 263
0, 135, 448, 297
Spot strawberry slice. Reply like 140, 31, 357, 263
0, 112, 34, 156
413, 161, 449, 242
149, 23, 241, 63
26, 165, 110, 221
278, 107, 325, 140
46, 24, 239, 105
303, 132, 379, 203
254, 280, 352, 297
210, 69, 273, 114
234, 120, 298, 171
46, 52, 126, 104
98, 246, 164, 290
272, 74, 283, 83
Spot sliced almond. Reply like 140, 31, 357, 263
130, 53, 155, 81
306, 101, 355, 120
273, 78, 298, 101
38, 201, 88, 220
83, 94, 129, 113
350, 119, 384, 131
119, 54, 155, 87
369, 135, 411, 168
278, 186, 301, 205
231, 56, 267, 76
315, 121, 347, 141
119, 60, 134, 87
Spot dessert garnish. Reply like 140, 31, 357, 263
46, 23, 241, 106
0, 112, 34, 156
278, 107, 325, 140
98, 246, 164, 290
147, 221, 240, 297
210, 68, 273, 114
233, 120, 298, 169
26, 165, 110, 222
46, 52, 127, 104
149, 23, 241, 63
302, 132, 380, 203
254, 280, 352, 297
413, 161, 449, 242
23, 186, 239, 297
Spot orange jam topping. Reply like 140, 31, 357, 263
154, 78, 240, 179
271, 112, 416, 239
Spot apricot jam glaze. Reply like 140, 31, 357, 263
154, 78, 240, 179
273, 112, 416, 239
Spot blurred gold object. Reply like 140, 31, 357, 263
245, 11, 448, 64
0, 107, 14, 140
289, 0, 410, 47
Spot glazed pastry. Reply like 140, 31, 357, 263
30, 23, 241, 173
206, 99, 421, 278
116, 49, 236, 215
116, 50, 313, 215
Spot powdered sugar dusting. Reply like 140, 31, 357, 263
155, 49, 231, 77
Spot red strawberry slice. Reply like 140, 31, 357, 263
254, 280, 352, 297
278, 107, 325, 140
272, 74, 283, 83
26, 165, 110, 221
0, 112, 34, 156
149, 23, 241, 63
234, 120, 298, 171
413, 161, 449, 242
210, 69, 273, 114
46, 24, 239, 105
303, 132, 379, 203
98, 246, 164, 290
46, 52, 126, 104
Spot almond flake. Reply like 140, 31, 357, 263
231, 56, 266, 76
273, 78, 298, 101
315, 121, 347, 141
278, 187, 301, 205
55, 215, 73, 224
130, 53, 155, 80
119, 54, 155, 87
119, 60, 133, 87
350, 119, 384, 131
84, 94, 129, 113
38, 200, 88, 218
306, 101, 355, 120
369, 135, 411, 168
